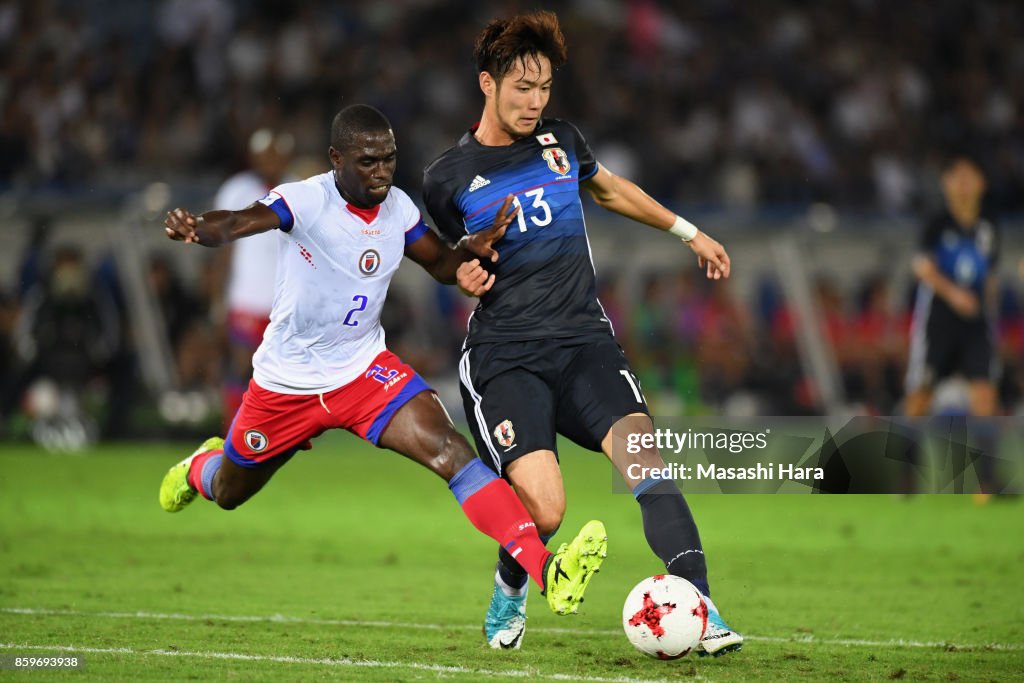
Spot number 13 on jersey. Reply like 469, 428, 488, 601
511, 188, 552, 232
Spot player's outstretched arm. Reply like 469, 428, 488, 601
164, 204, 281, 248
404, 195, 518, 289
581, 164, 730, 280
405, 230, 495, 295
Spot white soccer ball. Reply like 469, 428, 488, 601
622, 575, 708, 659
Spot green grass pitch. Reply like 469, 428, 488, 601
1, 435, 1022, 681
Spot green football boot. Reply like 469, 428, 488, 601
159, 436, 224, 512
542, 519, 607, 615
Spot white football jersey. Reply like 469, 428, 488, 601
251, 171, 430, 394
215, 170, 281, 316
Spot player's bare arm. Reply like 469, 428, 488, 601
581, 163, 730, 280
912, 254, 979, 317
404, 231, 493, 296
404, 194, 518, 290
164, 203, 281, 247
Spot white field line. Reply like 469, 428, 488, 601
2, 606, 1022, 652
0, 642, 704, 683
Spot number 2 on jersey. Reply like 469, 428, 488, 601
342, 295, 368, 327
512, 188, 552, 232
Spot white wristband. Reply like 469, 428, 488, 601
668, 215, 699, 242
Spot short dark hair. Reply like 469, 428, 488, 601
474, 10, 568, 82
941, 151, 985, 176
330, 104, 392, 151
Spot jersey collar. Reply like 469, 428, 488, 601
346, 202, 381, 224
462, 119, 547, 150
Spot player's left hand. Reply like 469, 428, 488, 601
457, 259, 495, 297
458, 194, 519, 262
686, 232, 731, 280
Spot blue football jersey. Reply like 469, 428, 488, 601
423, 118, 613, 346
917, 210, 999, 320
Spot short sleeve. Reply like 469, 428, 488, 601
405, 216, 431, 247
564, 121, 598, 182
422, 168, 466, 244
257, 179, 325, 235
390, 186, 432, 247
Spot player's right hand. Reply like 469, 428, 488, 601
164, 208, 200, 244
457, 259, 495, 297
459, 194, 519, 263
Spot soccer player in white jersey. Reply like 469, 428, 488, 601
214, 128, 294, 429
158, 104, 607, 620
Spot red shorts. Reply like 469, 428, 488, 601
224, 350, 432, 468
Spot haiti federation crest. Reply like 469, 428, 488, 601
542, 147, 570, 175
359, 249, 381, 275
244, 429, 269, 452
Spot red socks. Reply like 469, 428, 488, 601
459, 479, 551, 587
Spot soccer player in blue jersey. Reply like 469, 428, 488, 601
904, 154, 1000, 496
422, 11, 742, 654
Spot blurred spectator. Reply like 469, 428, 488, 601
16, 245, 120, 380
850, 274, 907, 413
5, 245, 120, 442
213, 127, 294, 428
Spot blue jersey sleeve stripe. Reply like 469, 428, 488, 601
405, 219, 431, 247
266, 196, 295, 232
578, 163, 599, 182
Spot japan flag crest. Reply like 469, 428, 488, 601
493, 419, 516, 448
542, 147, 571, 175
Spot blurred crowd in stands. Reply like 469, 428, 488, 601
3, 0, 1024, 442
3, 220, 1024, 443
2, 0, 1024, 214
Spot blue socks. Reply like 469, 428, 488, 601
199, 454, 222, 502
448, 458, 497, 505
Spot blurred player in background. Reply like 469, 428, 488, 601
905, 155, 1000, 495
423, 11, 740, 653
158, 104, 606, 618
215, 128, 294, 429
